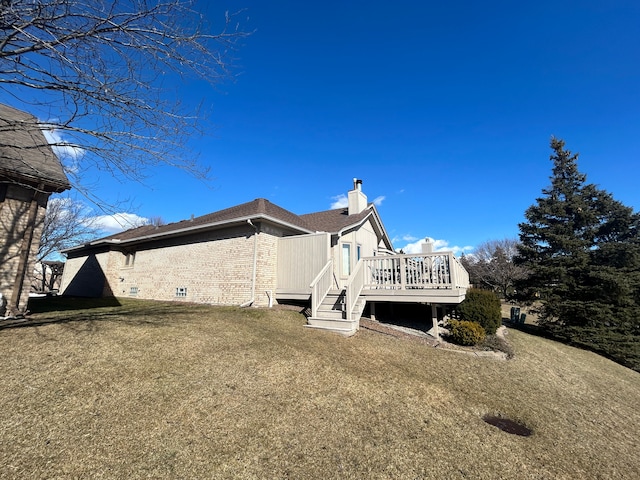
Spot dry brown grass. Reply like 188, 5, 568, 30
1, 298, 639, 479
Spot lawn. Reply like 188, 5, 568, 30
1, 298, 639, 479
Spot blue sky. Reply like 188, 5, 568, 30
8, 1, 640, 254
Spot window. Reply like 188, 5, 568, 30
342, 243, 351, 276
124, 252, 136, 266
176, 287, 187, 298
129, 286, 138, 296
357, 244, 362, 261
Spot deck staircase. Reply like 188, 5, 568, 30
306, 289, 365, 335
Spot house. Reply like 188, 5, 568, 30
60, 179, 469, 335
0, 103, 71, 316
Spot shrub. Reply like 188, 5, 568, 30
446, 319, 486, 346
481, 334, 515, 359
455, 288, 502, 334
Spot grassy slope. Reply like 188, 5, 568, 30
1, 298, 638, 479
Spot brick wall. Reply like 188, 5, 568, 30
0, 184, 48, 312
61, 221, 283, 307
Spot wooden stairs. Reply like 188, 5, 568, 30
306, 289, 366, 336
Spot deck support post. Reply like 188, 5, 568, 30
431, 303, 439, 341
370, 302, 376, 321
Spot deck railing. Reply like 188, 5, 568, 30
309, 260, 333, 318
361, 252, 469, 291
343, 252, 469, 322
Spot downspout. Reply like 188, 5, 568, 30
240, 219, 258, 307
9, 184, 43, 316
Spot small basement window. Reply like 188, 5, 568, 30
176, 287, 187, 298
129, 286, 138, 296
124, 252, 136, 266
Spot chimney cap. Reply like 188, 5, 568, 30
353, 178, 363, 190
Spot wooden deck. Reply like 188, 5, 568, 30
354, 253, 469, 304
305, 252, 470, 334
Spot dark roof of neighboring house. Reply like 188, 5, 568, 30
0, 103, 70, 192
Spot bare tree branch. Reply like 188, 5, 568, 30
465, 238, 529, 298
37, 194, 100, 261
0, 0, 250, 206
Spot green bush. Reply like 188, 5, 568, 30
446, 319, 486, 346
455, 288, 502, 335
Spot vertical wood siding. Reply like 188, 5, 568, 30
276, 233, 330, 295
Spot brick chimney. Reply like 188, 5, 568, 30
348, 178, 367, 215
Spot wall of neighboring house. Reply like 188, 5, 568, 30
60, 248, 114, 297
0, 183, 49, 312
61, 222, 282, 307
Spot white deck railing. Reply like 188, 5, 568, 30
309, 260, 334, 318
343, 252, 469, 322
360, 252, 469, 290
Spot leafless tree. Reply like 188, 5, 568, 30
32, 195, 99, 291
147, 215, 166, 227
465, 238, 528, 299
0, 0, 249, 204
37, 195, 99, 260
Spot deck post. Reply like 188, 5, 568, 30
431, 303, 439, 341
370, 302, 376, 321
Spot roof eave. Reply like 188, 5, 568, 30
334, 206, 393, 250
0, 168, 71, 192
63, 214, 314, 253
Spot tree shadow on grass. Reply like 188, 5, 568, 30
1, 296, 210, 332
28, 295, 123, 313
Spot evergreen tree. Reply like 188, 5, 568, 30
516, 138, 640, 332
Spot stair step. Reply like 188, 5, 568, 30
307, 316, 358, 332
308, 316, 355, 327
315, 309, 344, 320
304, 324, 357, 337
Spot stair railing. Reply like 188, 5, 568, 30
309, 260, 333, 318
345, 259, 366, 322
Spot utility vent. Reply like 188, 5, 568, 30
176, 287, 187, 298
129, 286, 138, 296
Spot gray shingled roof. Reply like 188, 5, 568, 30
0, 103, 70, 192
69, 199, 386, 252
93, 198, 315, 244
300, 206, 373, 233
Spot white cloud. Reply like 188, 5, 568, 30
332, 193, 385, 209
372, 195, 385, 206
42, 127, 85, 173
393, 234, 418, 243
330, 194, 348, 209
396, 236, 474, 256
91, 213, 150, 234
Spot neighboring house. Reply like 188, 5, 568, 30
61, 180, 469, 335
0, 103, 71, 316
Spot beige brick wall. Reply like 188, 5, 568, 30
62, 222, 282, 307
255, 229, 279, 307
0, 184, 48, 312
60, 249, 113, 297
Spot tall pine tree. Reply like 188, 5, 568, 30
517, 138, 640, 332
